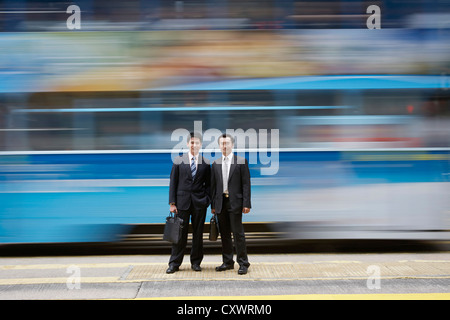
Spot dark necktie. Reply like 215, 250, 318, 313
191, 156, 196, 179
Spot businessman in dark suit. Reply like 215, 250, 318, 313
211, 133, 251, 275
167, 132, 211, 274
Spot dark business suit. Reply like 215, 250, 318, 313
168, 153, 210, 268
211, 154, 251, 268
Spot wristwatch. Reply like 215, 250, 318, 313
170, 202, 175, 206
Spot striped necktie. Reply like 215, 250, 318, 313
191, 156, 196, 179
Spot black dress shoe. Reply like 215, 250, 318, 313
215, 263, 234, 272
191, 264, 202, 272
166, 266, 179, 274
238, 266, 248, 275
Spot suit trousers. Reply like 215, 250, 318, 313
217, 196, 250, 268
168, 201, 207, 267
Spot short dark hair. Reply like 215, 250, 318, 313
187, 131, 202, 143
218, 133, 234, 145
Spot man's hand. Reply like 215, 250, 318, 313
242, 207, 250, 214
211, 208, 216, 215
170, 204, 178, 214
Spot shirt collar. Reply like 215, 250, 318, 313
188, 152, 198, 161
223, 153, 233, 162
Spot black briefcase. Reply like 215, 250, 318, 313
163, 212, 184, 244
209, 215, 219, 241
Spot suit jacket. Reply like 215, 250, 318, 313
211, 154, 251, 214
169, 153, 211, 211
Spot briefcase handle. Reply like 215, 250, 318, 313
168, 211, 179, 218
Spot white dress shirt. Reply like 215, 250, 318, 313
188, 152, 198, 171
222, 153, 233, 193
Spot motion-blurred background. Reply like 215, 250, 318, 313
0, 1, 449, 245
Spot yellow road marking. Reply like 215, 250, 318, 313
0, 277, 119, 285
1, 259, 448, 270
1, 274, 450, 286
1, 260, 450, 285
141, 293, 450, 300
0, 262, 162, 270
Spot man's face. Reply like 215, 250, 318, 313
219, 137, 233, 156
188, 137, 201, 155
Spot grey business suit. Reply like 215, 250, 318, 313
211, 154, 251, 268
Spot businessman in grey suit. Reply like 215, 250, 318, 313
211, 133, 251, 275
167, 132, 211, 274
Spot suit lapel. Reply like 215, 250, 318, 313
194, 155, 206, 182
227, 155, 237, 183
216, 157, 223, 190
183, 153, 192, 180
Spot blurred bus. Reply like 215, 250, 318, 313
0, 75, 449, 244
